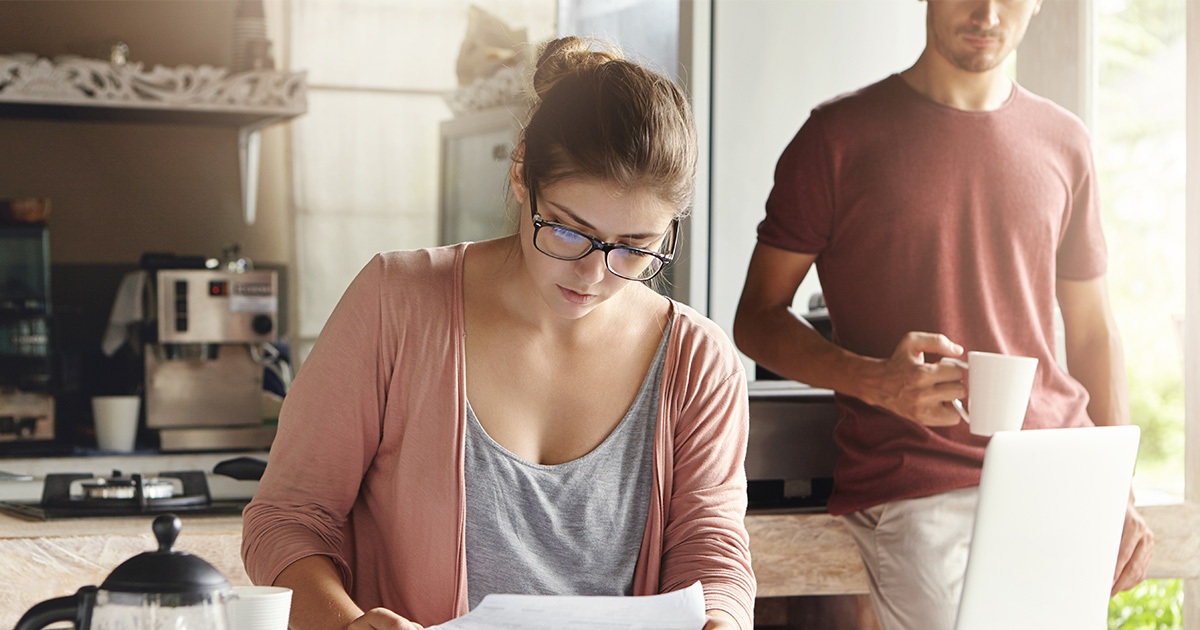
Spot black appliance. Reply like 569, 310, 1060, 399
746, 381, 840, 512
0, 469, 247, 520
0, 225, 54, 445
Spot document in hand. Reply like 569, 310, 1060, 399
426, 581, 707, 630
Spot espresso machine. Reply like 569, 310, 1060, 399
143, 268, 279, 451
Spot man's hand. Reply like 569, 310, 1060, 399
347, 608, 424, 630
1112, 501, 1154, 595
859, 332, 965, 426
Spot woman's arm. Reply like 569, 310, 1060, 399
660, 320, 756, 630
276, 556, 424, 630
275, 556, 362, 630
242, 256, 389, 588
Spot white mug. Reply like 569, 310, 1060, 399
945, 351, 1038, 436
228, 585, 292, 630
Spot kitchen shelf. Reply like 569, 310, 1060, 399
0, 54, 308, 224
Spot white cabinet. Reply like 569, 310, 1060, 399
438, 105, 526, 245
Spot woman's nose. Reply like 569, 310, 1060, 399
575, 249, 609, 284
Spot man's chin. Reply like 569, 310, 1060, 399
950, 52, 1008, 74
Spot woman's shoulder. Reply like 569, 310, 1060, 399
340, 244, 467, 320
667, 299, 744, 380
357, 244, 465, 294
372, 243, 467, 280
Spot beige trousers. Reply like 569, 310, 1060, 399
841, 486, 980, 630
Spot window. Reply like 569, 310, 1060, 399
1021, 0, 1199, 626
287, 0, 554, 361
1096, 0, 1186, 505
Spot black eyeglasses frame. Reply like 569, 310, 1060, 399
528, 184, 678, 282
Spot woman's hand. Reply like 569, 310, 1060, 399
702, 609, 739, 630
346, 608, 424, 630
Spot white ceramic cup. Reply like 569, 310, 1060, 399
91, 395, 140, 452
228, 585, 292, 630
946, 351, 1039, 436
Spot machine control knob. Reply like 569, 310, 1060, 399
251, 314, 274, 335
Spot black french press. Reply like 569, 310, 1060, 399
14, 513, 234, 630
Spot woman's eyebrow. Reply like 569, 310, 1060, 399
546, 199, 664, 241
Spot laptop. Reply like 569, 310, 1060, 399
954, 425, 1141, 630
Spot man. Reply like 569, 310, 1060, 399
733, 1, 1154, 629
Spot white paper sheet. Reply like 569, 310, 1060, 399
426, 582, 707, 630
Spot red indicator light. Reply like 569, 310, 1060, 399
208, 281, 228, 296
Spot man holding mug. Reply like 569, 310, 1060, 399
733, 1, 1153, 628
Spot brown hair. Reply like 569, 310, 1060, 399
519, 37, 697, 216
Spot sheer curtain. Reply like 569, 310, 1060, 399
287, 0, 555, 361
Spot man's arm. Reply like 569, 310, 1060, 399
1056, 276, 1128, 427
1056, 275, 1153, 594
733, 242, 965, 426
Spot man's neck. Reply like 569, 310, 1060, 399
900, 50, 1014, 112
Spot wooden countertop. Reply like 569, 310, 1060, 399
2, 503, 1197, 628
746, 511, 870, 597
0, 508, 872, 624
0, 511, 251, 629
0, 510, 244, 538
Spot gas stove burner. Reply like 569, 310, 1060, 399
0, 470, 239, 520
79, 471, 178, 501
40, 471, 210, 516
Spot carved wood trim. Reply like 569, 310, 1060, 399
0, 55, 305, 116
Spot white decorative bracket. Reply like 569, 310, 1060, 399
239, 127, 263, 225
0, 55, 307, 224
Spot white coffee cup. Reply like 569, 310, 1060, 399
91, 395, 140, 452
946, 351, 1039, 436
228, 585, 292, 630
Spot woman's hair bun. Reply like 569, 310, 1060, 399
531, 36, 621, 101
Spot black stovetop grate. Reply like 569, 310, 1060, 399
0, 470, 247, 520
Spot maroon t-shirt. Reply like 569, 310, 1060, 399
759, 74, 1106, 515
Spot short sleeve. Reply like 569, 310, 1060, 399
1056, 144, 1107, 280
758, 109, 836, 255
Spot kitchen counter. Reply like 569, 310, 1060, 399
0, 451, 264, 628
746, 511, 869, 597
0, 510, 861, 628
0, 511, 250, 629
2, 504, 1196, 629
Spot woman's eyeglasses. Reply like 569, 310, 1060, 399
529, 185, 678, 282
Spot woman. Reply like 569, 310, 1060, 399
241, 37, 754, 630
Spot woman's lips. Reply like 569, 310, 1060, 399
558, 285, 595, 304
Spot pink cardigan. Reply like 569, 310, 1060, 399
242, 245, 755, 629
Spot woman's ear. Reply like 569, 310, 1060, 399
510, 143, 528, 203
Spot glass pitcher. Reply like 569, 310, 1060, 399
14, 514, 233, 630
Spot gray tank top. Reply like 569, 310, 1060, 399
464, 322, 670, 609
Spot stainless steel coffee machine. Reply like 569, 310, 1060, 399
144, 268, 279, 451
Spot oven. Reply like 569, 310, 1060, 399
746, 379, 841, 512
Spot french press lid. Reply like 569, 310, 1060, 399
100, 514, 232, 594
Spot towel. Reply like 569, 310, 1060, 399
101, 270, 147, 356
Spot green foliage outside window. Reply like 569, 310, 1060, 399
1110, 580, 1183, 630
1096, 0, 1185, 480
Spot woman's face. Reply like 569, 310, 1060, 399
513, 174, 678, 320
